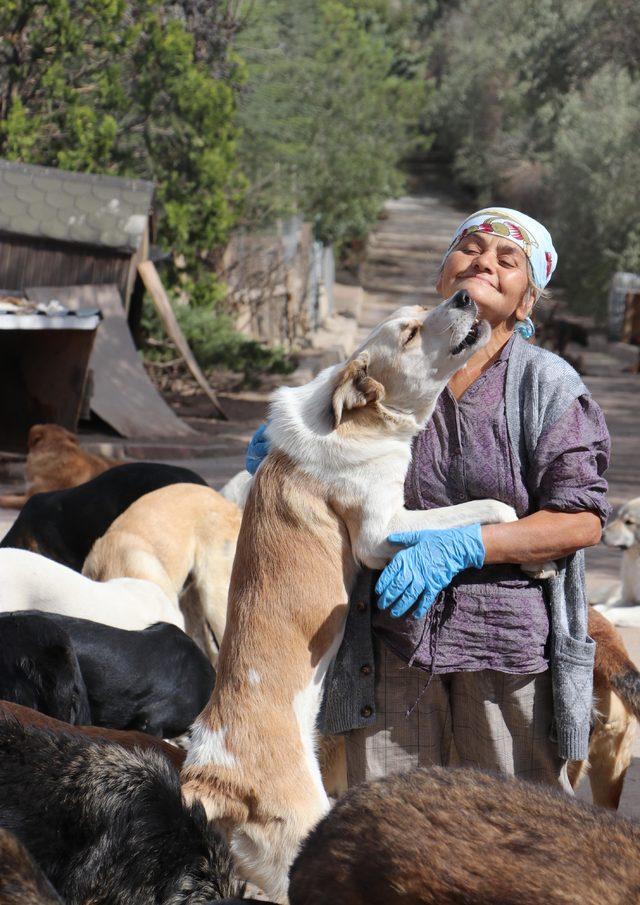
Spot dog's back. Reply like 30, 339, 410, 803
0, 827, 62, 904
0, 720, 237, 904
289, 767, 640, 905
0, 548, 183, 631
40, 614, 215, 736
0, 463, 208, 571
0, 699, 185, 770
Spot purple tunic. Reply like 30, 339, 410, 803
372, 336, 611, 675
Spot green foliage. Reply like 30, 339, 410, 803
235, 0, 431, 253
426, 0, 640, 316
142, 299, 296, 386
551, 66, 640, 312
0, 0, 243, 269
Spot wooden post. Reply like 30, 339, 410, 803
138, 261, 227, 420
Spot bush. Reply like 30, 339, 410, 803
142, 297, 296, 388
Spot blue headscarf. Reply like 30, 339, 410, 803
443, 207, 557, 290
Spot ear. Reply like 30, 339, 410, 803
28, 425, 45, 448
331, 352, 385, 427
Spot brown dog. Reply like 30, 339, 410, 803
0, 424, 120, 509
569, 608, 640, 809
288, 766, 640, 905
0, 700, 185, 771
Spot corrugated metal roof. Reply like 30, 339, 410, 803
0, 160, 154, 253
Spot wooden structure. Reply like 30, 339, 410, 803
0, 306, 100, 451
0, 160, 153, 308
622, 292, 640, 346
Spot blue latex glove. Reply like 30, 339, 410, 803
245, 422, 271, 475
376, 525, 485, 619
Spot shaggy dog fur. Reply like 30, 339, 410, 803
0, 827, 62, 904
32, 612, 215, 736
0, 424, 121, 510
0, 613, 90, 725
0, 720, 238, 904
0, 462, 207, 571
288, 767, 640, 905
0, 700, 186, 770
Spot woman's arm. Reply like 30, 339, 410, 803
482, 508, 602, 565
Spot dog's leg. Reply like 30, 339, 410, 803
0, 492, 28, 509
387, 502, 557, 577
387, 499, 519, 532
586, 689, 636, 809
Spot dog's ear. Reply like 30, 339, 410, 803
331, 352, 384, 427
28, 424, 46, 448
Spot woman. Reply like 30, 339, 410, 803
246, 207, 611, 790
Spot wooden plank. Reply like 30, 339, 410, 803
25, 284, 194, 438
138, 260, 227, 419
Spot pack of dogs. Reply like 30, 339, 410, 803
0, 294, 638, 903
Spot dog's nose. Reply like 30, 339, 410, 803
452, 290, 473, 309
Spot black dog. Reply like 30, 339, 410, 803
0, 827, 63, 904
0, 614, 90, 725
0, 463, 207, 571
4, 613, 215, 737
0, 720, 238, 904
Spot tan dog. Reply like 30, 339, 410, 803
569, 608, 639, 809
182, 295, 539, 902
83, 483, 242, 664
0, 424, 120, 509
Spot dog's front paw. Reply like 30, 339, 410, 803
487, 501, 518, 524
520, 561, 558, 579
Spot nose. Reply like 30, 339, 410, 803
452, 290, 473, 309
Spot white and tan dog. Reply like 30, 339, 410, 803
593, 498, 640, 626
182, 293, 547, 901
83, 484, 242, 663
0, 548, 183, 630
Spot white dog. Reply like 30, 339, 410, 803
593, 498, 640, 626
0, 548, 184, 631
183, 294, 550, 902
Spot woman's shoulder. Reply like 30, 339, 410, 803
510, 335, 587, 394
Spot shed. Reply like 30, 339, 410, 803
0, 160, 154, 309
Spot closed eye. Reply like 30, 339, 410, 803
403, 326, 419, 346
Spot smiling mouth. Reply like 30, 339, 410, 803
451, 318, 482, 355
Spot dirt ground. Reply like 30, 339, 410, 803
2, 185, 640, 819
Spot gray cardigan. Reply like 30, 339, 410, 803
320, 335, 596, 762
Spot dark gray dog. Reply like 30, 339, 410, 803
0, 720, 238, 904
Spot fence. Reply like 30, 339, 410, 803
219, 218, 334, 349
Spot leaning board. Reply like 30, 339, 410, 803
26, 284, 193, 438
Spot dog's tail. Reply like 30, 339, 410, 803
589, 607, 640, 720
0, 492, 28, 509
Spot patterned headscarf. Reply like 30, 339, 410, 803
443, 207, 557, 290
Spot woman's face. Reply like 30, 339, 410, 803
437, 232, 532, 328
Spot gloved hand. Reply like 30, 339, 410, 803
376, 525, 485, 619
245, 422, 271, 475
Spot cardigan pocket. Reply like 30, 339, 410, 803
550, 632, 595, 761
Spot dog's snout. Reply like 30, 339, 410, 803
452, 290, 473, 310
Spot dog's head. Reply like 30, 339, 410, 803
28, 424, 78, 451
602, 498, 640, 549
332, 291, 490, 427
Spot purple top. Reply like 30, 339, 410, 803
373, 335, 611, 675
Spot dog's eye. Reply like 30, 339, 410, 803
403, 326, 419, 346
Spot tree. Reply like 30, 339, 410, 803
235, 0, 430, 253
0, 1, 243, 272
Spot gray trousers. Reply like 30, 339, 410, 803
345, 639, 572, 792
